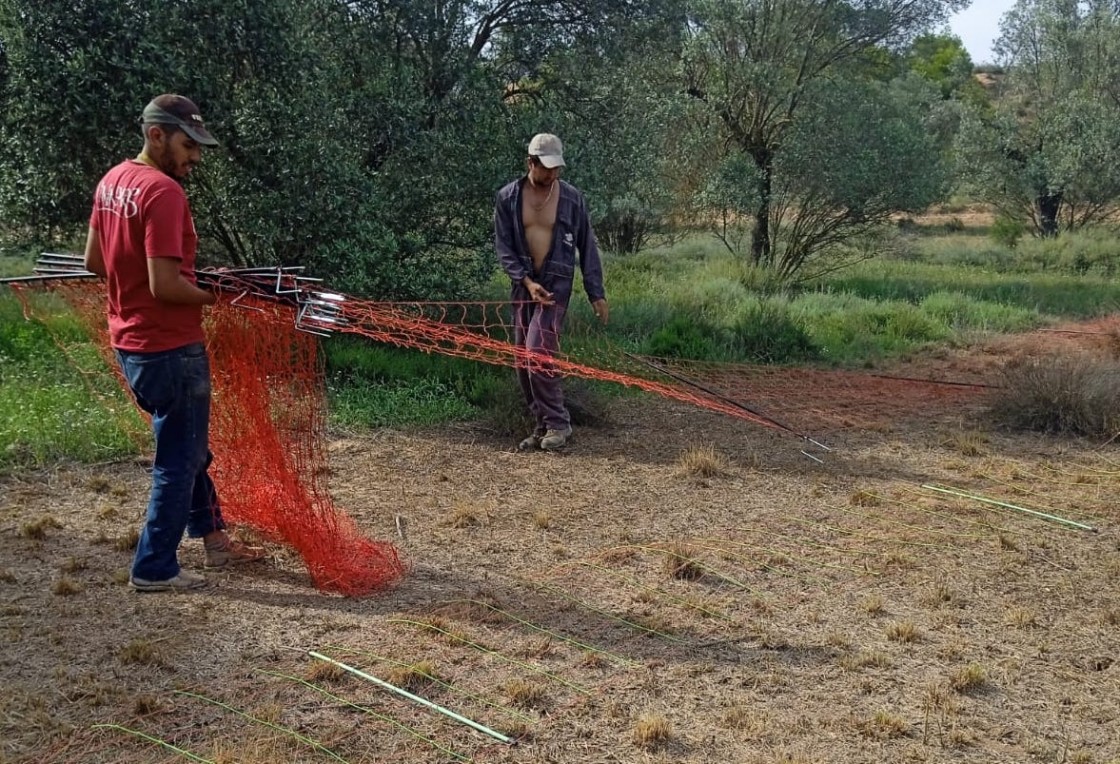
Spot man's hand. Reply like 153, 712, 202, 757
592, 298, 609, 325
523, 279, 555, 306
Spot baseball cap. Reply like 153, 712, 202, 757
141, 94, 218, 147
528, 133, 565, 168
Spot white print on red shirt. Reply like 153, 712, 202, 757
96, 182, 142, 219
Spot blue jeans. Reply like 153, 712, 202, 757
115, 343, 226, 581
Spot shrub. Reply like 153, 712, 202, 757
728, 301, 819, 364
643, 315, 720, 360
989, 215, 1025, 248
989, 353, 1120, 437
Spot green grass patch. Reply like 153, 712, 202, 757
0, 292, 141, 470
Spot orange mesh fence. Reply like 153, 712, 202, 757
13, 280, 406, 596
8, 262, 1000, 596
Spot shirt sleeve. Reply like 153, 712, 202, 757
576, 193, 605, 302
144, 184, 187, 261
494, 188, 529, 284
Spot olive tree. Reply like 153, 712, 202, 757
681, 0, 962, 276
957, 0, 1120, 236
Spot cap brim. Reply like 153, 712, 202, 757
538, 155, 565, 168
181, 124, 219, 147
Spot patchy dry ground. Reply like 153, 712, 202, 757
2, 323, 1120, 764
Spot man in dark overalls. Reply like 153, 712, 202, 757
494, 133, 609, 451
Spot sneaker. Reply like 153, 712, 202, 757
518, 426, 546, 451
204, 536, 266, 568
129, 569, 207, 592
539, 427, 573, 451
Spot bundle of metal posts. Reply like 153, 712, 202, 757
1, 253, 348, 337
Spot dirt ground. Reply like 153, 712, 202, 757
2, 320, 1119, 764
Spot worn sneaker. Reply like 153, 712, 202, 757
539, 427, 573, 451
204, 537, 266, 568
129, 569, 207, 592
518, 426, 546, 451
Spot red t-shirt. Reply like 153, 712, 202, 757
89, 160, 205, 352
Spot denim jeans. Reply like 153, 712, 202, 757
115, 342, 226, 581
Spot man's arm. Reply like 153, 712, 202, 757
575, 194, 608, 324
148, 257, 217, 305
494, 192, 529, 284
83, 226, 106, 277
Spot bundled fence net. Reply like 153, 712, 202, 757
15, 279, 406, 596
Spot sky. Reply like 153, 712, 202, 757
946, 0, 1019, 65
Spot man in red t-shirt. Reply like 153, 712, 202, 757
84, 94, 264, 591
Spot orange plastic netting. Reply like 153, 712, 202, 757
12, 271, 995, 596
17, 281, 406, 596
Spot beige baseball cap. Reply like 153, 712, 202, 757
528, 133, 565, 168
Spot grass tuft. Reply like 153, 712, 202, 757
663, 542, 704, 581
21, 515, 62, 539
632, 712, 672, 748
948, 663, 986, 693
886, 621, 921, 643
119, 639, 163, 666
52, 577, 83, 596
676, 444, 730, 478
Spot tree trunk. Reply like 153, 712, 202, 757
1037, 191, 1062, 237
749, 148, 773, 266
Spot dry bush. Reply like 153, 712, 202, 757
676, 444, 730, 479
532, 511, 551, 529
990, 353, 1120, 436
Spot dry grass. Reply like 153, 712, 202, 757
632, 712, 672, 748
504, 679, 547, 709
849, 488, 880, 506
862, 594, 885, 614
3, 346, 1120, 764
991, 353, 1120, 436
113, 528, 140, 552
949, 663, 987, 693
305, 660, 345, 683
675, 444, 730, 478
445, 502, 483, 528
20, 515, 62, 539
940, 429, 989, 456
385, 660, 439, 691
662, 541, 704, 581
118, 639, 162, 667
52, 577, 82, 596
532, 511, 551, 529
885, 620, 921, 643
